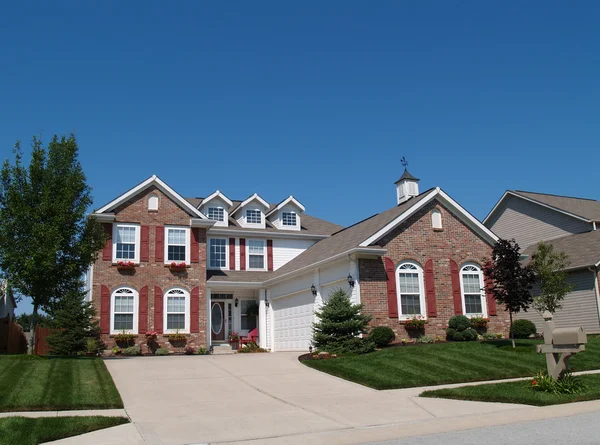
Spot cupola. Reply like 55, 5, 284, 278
395, 168, 420, 204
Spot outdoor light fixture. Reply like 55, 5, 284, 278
265, 297, 270, 308
311, 284, 317, 296
234, 298, 239, 307
347, 274, 355, 287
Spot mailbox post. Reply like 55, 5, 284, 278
536, 311, 587, 379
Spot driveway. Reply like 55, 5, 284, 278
101, 353, 535, 445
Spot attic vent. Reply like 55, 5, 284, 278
148, 194, 159, 211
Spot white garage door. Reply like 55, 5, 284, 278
272, 291, 314, 351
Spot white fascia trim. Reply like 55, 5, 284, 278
359, 189, 439, 247
263, 247, 386, 286
207, 281, 265, 289
207, 228, 328, 240
265, 196, 306, 217
234, 193, 270, 213
95, 175, 208, 219
483, 191, 591, 225
92, 213, 116, 222
191, 218, 216, 228
201, 190, 233, 208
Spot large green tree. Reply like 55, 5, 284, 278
483, 239, 536, 348
0, 135, 105, 351
531, 241, 574, 315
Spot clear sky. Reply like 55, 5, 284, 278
2, 2, 599, 314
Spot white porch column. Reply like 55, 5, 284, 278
206, 288, 212, 348
258, 289, 267, 349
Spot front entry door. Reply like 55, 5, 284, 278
211, 302, 225, 341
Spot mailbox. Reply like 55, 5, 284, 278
552, 327, 587, 346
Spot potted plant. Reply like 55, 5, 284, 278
403, 316, 427, 330
145, 331, 158, 354
229, 332, 240, 350
116, 260, 136, 270
169, 262, 187, 272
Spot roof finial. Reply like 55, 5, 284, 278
401, 156, 408, 171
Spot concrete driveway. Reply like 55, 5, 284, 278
101, 352, 535, 445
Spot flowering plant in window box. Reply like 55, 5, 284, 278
116, 261, 136, 270
167, 331, 187, 343
470, 317, 490, 328
169, 262, 187, 271
402, 316, 427, 330
113, 332, 136, 347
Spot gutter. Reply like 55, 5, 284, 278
588, 266, 600, 325
207, 228, 329, 240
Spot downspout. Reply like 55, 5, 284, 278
589, 266, 600, 326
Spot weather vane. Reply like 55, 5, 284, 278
401, 156, 408, 170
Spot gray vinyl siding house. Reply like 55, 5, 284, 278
485, 191, 600, 334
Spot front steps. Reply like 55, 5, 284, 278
211, 343, 236, 355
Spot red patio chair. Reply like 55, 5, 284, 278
240, 328, 259, 346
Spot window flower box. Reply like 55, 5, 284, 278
113, 332, 136, 347
470, 317, 490, 328
116, 261, 136, 270
167, 332, 187, 344
168, 262, 187, 271
402, 316, 427, 330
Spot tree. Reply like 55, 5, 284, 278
0, 135, 106, 352
312, 288, 374, 354
15, 313, 53, 332
530, 241, 574, 315
46, 285, 99, 355
483, 239, 536, 348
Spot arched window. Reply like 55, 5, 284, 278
111, 287, 138, 334
148, 194, 159, 211
396, 261, 426, 319
164, 288, 190, 333
431, 208, 442, 229
460, 263, 486, 316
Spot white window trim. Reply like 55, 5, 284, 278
207, 206, 225, 222
112, 223, 141, 264
395, 260, 427, 320
163, 288, 190, 334
246, 239, 267, 271
459, 262, 487, 318
208, 237, 229, 270
110, 287, 139, 335
280, 210, 300, 230
244, 208, 263, 227
164, 226, 191, 265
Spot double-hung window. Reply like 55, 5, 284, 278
282, 211, 297, 226
460, 264, 486, 316
165, 227, 190, 264
245, 209, 262, 225
111, 288, 138, 334
396, 261, 426, 318
164, 288, 189, 333
247, 240, 265, 270
207, 207, 224, 222
113, 224, 140, 263
209, 238, 227, 269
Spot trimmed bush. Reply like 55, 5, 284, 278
452, 331, 464, 341
448, 315, 472, 331
122, 345, 141, 356
445, 328, 456, 341
462, 328, 478, 341
511, 319, 537, 339
155, 348, 169, 356
368, 326, 396, 347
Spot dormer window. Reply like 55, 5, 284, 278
282, 211, 297, 226
207, 207, 225, 222
246, 209, 262, 225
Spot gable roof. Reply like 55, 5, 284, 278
231, 193, 270, 214
484, 190, 600, 224
200, 190, 233, 208
265, 196, 306, 217
522, 230, 600, 270
95, 175, 208, 220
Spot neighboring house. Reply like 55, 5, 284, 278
90, 171, 508, 352
0, 280, 16, 319
484, 190, 600, 334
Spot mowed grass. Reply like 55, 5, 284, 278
421, 374, 600, 406
0, 416, 129, 445
0, 356, 123, 411
302, 336, 600, 390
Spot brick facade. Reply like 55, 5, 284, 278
359, 199, 510, 340
92, 186, 208, 352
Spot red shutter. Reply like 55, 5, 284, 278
140, 226, 150, 262
154, 286, 163, 333
384, 257, 398, 318
267, 240, 274, 271
155, 226, 164, 263
191, 228, 200, 263
239, 238, 246, 270
229, 238, 235, 270
100, 285, 110, 334
102, 224, 112, 261
424, 259, 437, 317
190, 287, 200, 333
450, 260, 463, 315
139, 286, 148, 333
485, 276, 497, 316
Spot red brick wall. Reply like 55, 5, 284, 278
359, 199, 510, 340
92, 186, 208, 352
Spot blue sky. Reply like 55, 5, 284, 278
2, 2, 599, 314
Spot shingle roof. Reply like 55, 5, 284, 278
522, 230, 600, 270
207, 270, 273, 283
268, 190, 434, 280
395, 169, 419, 183
512, 191, 600, 222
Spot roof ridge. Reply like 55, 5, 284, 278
513, 190, 599, 203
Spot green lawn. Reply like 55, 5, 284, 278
0, 356, 123, 412
0, 416, 129, 445
302, 336, 600, 390
420, 373, 600, 406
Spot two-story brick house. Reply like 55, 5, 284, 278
90, 171, 509, 352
